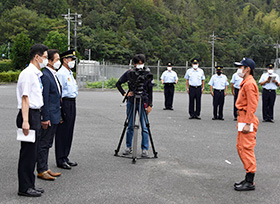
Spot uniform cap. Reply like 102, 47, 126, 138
60, 49, 76, 59
215, 65, 223, 70
166, 62, 173, 66
234, 58, 255, 70
191, 58, 199, 64
266, 63, 274, 69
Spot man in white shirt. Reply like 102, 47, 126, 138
16, 44, 48, 197
161, 62, 178, 110
230, 69, 243, 121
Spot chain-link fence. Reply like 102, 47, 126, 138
77, 60, 276, 90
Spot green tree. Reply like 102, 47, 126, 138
43, 31, 68, 53
11, 32, 33, 70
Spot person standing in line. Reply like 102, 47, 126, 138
37, 49, 62, 180
233, 58, 259, 191
208, 66, 229, 120
258, 63, 280, 123
184, 58, 205, 119
161, 62, 178, 110
230, 68, 243, 121
55, 49, 78, 170
16, 44, 48, 197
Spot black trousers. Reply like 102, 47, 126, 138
189, 86, 202, 117
213, 89, 225, 119
164, 84, 175, 109
262, 89, 276, 120
37, 124, 58, 173
55, 99, 76, 166
16, 109, 41, 193
233, 88, 240, 118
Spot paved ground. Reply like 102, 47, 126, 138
0, 84, 280, 204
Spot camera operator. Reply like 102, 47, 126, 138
116, 54, 153, 157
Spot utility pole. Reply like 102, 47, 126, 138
208, 31, 217, 75
274, 41, 280, 69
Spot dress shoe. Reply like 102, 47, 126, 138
163, 108, 167, 110
57, 162, 72, 170
267, 119, 274, 123
67, 161, 78, 166
169, 108, 174, 110
37, 171, 55, 181
189, 116, 195, 119
233, 118, 237, 121
47, 169, 61, 177
33, 187, 44, 193
212, 117, 217, 120
18, 188, 41, 197
218, 118, 224, 120
195, 116, 201, 120
234, 181, 255, 191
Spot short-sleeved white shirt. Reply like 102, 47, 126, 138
17, 63, 44, 109
184, 68, 205, 86
161, 70, 178, 83
208, 74, 229, 90
230, 72, 243, 89
259, 72, 280, 90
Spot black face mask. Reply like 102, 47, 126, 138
217, 71, 222, 75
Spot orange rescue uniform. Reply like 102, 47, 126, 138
235, 75, 259, 173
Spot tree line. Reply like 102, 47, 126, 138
0, 0, 280, 70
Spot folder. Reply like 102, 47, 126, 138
17, 129, 36, 143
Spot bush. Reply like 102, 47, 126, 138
106, 77, 118, 89
0, 70, 21, 82
0, 60, 14, 72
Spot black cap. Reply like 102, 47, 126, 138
60, 49, 76, 59
215, 65, 223, 70
166, 62, 173, 66
191, 58, 199, 64
266, 63, 274, 69
234, 58, 255, 70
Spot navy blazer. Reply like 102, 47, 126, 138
41, 68, 61, 125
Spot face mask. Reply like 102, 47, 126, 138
268, 69, 274, 74
136, 64, 144, 69
237, 68, 245, 78
167, 67, 172, 71
53, 61, 61, 69
217, 71, 222, 75
68, 60, 75, 69
193, 64, 198, 69
38, 57, 48, 68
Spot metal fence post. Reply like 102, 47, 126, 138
157, 60, 160, 91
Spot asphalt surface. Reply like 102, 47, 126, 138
0, 84, 280, 204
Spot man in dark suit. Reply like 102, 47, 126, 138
37, 49, 62, 180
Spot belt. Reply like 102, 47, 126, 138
30, 108, 41, 112
62, 97, 76, 101
214, 89, 224, 92
190, 85, 201, 88
263, 88, 275, 92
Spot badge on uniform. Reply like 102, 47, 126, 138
68, 78, 71, 82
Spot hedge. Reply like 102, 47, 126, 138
0, 60, 14, 72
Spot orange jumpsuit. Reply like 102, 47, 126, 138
235, 75, 259, 173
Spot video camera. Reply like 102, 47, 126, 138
127, 67, 153, 96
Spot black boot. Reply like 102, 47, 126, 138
234, 173, 255, 191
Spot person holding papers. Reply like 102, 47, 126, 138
233, 58, 259, 191
16, 44, 48, 197
258, 63, 280, 123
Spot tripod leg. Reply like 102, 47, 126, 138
114, 103, 133, 156
142, 105, 158, 158
131, 97, 140, 164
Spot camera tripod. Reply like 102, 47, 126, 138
114, 94, 158, 164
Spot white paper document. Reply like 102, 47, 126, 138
17, 129, 36, 143
238, 123, 253, 132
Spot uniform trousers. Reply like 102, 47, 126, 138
262, 89, 276, 121
55, 99, 76, 166
233, 88, 239, 118
213, 89, 225, 119
37, 124, 58, 173
16, 109, 41, 193
189, 86, 202, 117
164, 83, 175, 109
236, 110, 259, 173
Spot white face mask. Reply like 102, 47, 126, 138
53, 61, 61, 69
193, 64, 198, 69
268, 69, 274, 74
67, 60, 75, 69
136, 64, 144, 69
38, 57, 48, 68
237, 68, 245, 78
167, 67, 172, 71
